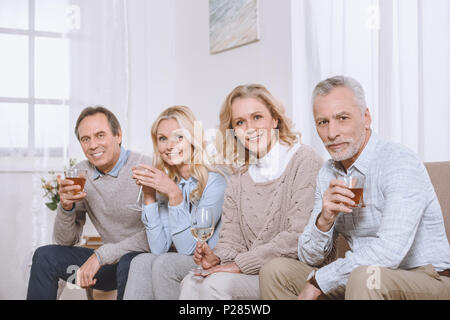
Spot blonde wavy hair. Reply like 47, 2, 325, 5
216, 84, 300, 171
151, 105, 214, 203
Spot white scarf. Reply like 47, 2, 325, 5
248, 140, 301, 183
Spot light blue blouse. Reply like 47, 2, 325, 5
141, 171, 227, 255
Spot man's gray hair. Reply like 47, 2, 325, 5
312, 75, 367, 113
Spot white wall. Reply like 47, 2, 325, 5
126, 0, 296, 158
126, 0, 176, 156
173, 0, 294, 131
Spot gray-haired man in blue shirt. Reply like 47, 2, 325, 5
260, 75, 450, 300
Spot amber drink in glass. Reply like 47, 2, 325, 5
65, 168, 87, 195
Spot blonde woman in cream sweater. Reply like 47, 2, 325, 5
179, 84, 323, 299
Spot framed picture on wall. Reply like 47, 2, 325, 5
209, 0, 260, 54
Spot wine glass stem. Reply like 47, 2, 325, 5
136, 185, 143, 204
195, 240, 206, 273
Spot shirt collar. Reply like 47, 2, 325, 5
178, 175, 197, 208
92, 146, 130, 180
331, 131, 379, 177
179, 176, 194, 184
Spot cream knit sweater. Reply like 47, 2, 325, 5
213, 144, 323, 274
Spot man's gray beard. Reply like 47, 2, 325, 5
330, 130, 366, 162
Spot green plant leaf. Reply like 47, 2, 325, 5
45, 202, 58, 211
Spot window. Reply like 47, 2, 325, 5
0, 0, 75, 157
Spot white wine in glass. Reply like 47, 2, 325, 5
191, 227, 214, 242
190, 206, 214, 276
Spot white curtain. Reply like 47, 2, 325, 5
292, 0, 450, 162
69, 0, 130, 159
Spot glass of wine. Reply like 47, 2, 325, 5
190, 206, 215, 276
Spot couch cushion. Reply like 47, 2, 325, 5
336, 161, 450, 258
424, 161, 450, 241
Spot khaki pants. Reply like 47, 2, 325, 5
179, 272, 260, 300
259, 257, 450, 300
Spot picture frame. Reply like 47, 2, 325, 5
209, 0, 260, 54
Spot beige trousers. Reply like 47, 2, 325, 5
259, 257, 450, 300
179, 272, 260, 300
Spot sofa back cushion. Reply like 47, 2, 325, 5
424, 161, 450, 240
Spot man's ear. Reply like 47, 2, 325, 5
364, 108, 372, 129
116, 128, 123, 145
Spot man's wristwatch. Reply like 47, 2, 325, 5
306, 270, 322, 292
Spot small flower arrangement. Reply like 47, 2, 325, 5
41, 158, 77, 211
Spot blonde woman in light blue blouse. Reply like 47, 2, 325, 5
123, 106, 226, 299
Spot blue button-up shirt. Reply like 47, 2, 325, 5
298, 132, 450, 295
92, 146, 130, 179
